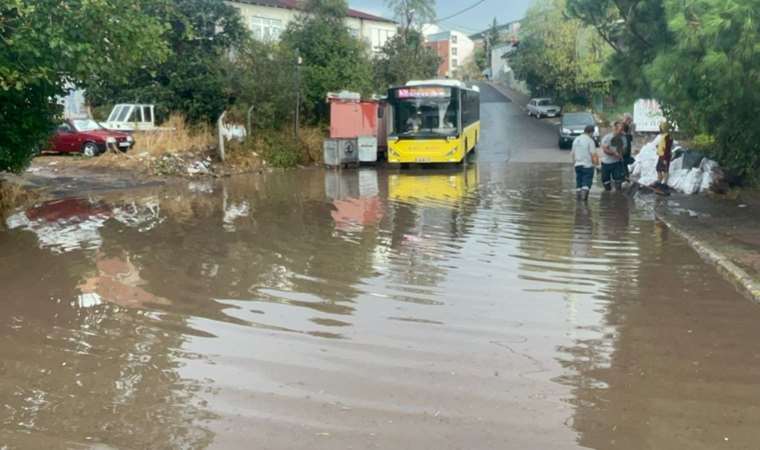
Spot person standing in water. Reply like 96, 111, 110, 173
622, 113, 635, 181
600, 121, 625, 191
655, 121, 674, 189
571, 125, 597, 201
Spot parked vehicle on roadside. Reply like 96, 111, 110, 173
558, 112, 599, 149
527, 98, 561, 118
100, 104, 157, 132
47, 118, 134, 157
386, 79, 480, 165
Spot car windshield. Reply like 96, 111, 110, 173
537, 100, 554, 107
116, 105, 131, 122
71, 119, 104, 132
563, 113, 594, 126
107, 105, 123, 122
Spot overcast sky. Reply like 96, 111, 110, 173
349, 0, 534, 34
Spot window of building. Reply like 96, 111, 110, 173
452, 58, 459, 67
451, 34, 458, 44
251, 16, 284, 41
371, 28, 394, 51
451, 47, 458, 56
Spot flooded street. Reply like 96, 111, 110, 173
3, 85, 760, 449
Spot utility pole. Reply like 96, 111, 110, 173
405, 8, 415, 37
294, 48, 302, 139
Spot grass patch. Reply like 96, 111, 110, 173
227, 126, 326, 169
0, 181, 38, 224
131, 114, 214, 156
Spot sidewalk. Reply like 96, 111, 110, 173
656, 191, 760, 302
487, 81, 530, 108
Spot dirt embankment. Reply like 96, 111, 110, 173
1, 119, 326, 219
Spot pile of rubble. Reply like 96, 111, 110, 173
150, 152, 213, 177
631, 137, 725, 195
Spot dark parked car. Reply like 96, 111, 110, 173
558, 112, 599, 149
47, 118, 134, 156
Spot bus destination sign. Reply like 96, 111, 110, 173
396, 87, 451, 99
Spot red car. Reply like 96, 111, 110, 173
47, 118, 135, 156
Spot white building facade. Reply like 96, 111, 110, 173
226, 0, 397, 53
425, 30, 475, 78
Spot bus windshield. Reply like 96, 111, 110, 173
392, 90, 459, 138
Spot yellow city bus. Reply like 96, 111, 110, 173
386, 80, 480, 164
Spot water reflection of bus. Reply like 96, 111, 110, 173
388, 165, 478, 206
386, 80, 480, 164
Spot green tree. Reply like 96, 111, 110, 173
647, 0, 760, 182
571, 0, 760, 182
385, 0, 437, 32
225, 40, 298, 131
0, 0, 167, 173
281, 0, 373, 122
566, 0, 670, 95
86, 0, 249, 124
510, 0, 611, 103
473, 46, 488, 72
373, 29, 440, 89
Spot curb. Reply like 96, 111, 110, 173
656, 213, 760, 304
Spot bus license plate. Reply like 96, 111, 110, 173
415, 157, 431, 163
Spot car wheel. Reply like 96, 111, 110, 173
82, 142, 99, 157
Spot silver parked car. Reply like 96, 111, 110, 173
527, 98, 561, 118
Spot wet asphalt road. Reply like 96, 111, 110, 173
2, 84, 760, 449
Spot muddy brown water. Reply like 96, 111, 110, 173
2, 163, 759, 449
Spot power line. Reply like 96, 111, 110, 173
438, 19, 480, 33
435, 0, 489, 23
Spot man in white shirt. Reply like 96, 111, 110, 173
600, 121, 625, 191
571, 125, 597, 201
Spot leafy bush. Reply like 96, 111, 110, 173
261, 133, 304, 168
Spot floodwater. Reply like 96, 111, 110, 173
2, 163, 760, 449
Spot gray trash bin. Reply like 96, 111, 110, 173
324, 139, 358, 167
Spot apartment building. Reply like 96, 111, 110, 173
226, 0, 397, 52
425, 30, 475, 78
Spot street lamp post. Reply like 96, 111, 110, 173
294, 49, 302, 139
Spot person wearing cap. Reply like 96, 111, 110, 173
571, 125, 597, 201
655, 121, 673, 188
